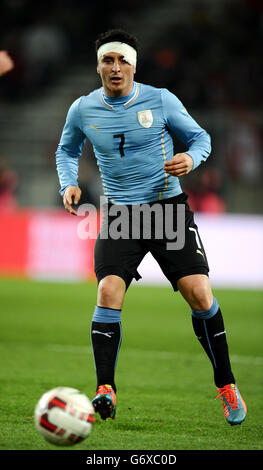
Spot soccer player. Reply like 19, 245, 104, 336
55, 29, 247, 426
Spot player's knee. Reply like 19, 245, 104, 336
97, 275, 126, 308
190, 283, 213, 311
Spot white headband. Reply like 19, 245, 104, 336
97, 41, 137, 67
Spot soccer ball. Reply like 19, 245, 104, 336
34, 387, 95, 446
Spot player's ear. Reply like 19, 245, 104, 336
96, 63, 100, 74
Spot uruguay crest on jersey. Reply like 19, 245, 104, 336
137, 110, 153, 128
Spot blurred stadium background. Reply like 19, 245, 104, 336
0, 0, 262, 289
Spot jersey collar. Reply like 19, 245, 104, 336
100, 82, 140, 110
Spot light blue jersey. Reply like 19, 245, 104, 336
56, 82, 211, 204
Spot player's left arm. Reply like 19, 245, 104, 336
161, 88, 211, 176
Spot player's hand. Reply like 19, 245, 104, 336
164, 153, 193, 177
0, 50, 14, 76
63, 185, 82, 215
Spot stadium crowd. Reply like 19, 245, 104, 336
0, 0, 262, 213
1, 0, 261, 108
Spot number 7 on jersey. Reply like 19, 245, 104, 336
114, 133, 125, 157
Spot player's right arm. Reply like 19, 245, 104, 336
55, 97, 86, 214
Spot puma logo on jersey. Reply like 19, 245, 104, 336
196, 249, 205, 258
90, 124, 99, 131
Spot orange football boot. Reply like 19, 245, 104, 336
92, 384, 116, 420
216, 383, 247, 426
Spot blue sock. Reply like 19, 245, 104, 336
92, 305, 121, 323
191, 297, 219, 320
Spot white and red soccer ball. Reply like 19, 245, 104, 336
34, 387, 95, 446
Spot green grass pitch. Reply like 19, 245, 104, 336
0, 278, 262, 451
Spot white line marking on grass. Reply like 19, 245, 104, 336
47, 344, 91, 354
46, 344, 263, 366
1, 342, 263, 366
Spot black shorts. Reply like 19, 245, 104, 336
94, 192, 209, 291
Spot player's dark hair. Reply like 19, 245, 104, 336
95, 29, 138, 52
